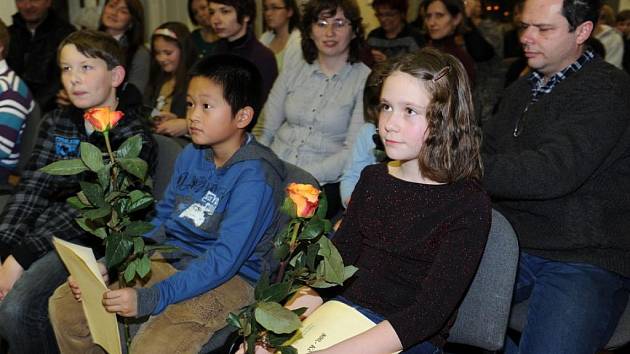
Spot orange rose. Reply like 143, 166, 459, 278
286, 183, 320, 218
84, 107, 124, 132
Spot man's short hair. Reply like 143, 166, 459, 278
372, 0, 408, 15
57, 30, 124, 70
617, 9, 630, 22
209, 0, 256, 25
188, 54, 263, 131
0, 19, 9, 59
562, 0, 602, 31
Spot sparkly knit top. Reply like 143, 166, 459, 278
334, 163, 491, 348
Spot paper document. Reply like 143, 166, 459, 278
288, 300, 400, 354
53, 237, 121, 354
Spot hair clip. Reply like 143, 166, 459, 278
432, 66, 450, 82
154, 28, 177, 40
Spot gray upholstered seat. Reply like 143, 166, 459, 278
447, 209, 520, 351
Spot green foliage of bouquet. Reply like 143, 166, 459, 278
228, 183, 358, 354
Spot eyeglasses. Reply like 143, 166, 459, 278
314, 18, 351, 31
263, 5, 287, 12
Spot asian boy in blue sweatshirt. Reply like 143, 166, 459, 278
49, 54, 288, 354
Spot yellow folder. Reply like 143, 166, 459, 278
288, 300, 400, 353
53, 237, 122, 354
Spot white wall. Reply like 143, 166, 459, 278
620, 0, 630, 11
0, 0, 17, 25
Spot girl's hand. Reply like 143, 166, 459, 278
154, 118, 188, 137
69, 262, 109, 302
153, 111, 178, 123
56, 89, 71, 107
234, 343, 275, 354
102, 288, 138, 317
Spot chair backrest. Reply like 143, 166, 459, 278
15, 102, 42, 175
151, 134, 183, 201
447, 209, 520, 351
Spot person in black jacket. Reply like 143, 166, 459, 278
483, 0, 630, 353
7, 0, 75, 113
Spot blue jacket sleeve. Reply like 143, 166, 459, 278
149, 178, 276, 314
340, 123, 377, 207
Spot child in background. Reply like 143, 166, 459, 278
246, 48, 491, 354
145, 22, 198, 138
339, 67, 386, 208
50, 54, 289, 354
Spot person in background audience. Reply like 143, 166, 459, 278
0, 19, 34, 186
367, 0, 425, 64
616, 9, 630, 73
259, 0, 370, 219
189, 0, 219, 58
210, 0, 278, 104
482, 0, 630, 352
7, 0, 75, 113
260, 0, 302, 71
145, 22, 198, 138
57, 0, 150, 106
242, 48, 491, 354
423, 0, 476, 84
0, 29, 156, 354
593, 4, 625, 69
339, 66, 384, 208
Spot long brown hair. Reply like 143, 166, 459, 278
383, 48, 482, 182
98, 0, 145, 71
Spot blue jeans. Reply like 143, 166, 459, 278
0, 251, 68, 354
505, 252, 630, 354
335, 296, 443, 354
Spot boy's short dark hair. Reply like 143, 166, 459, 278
0, 19, 9, 59
57, 30, 124, 70
209, 0, 256, 25
372, 0, 408, 16
189, 54, 263, 131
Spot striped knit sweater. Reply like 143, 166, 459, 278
0, 59, 34, 182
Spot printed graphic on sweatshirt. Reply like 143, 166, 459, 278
179, 190, 220, 227
54, 136, 81, 158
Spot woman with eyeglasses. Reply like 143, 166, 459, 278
258, 0, 370, 219
259, 0, 302, 71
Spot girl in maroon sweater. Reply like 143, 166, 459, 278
248, 48, 491, 354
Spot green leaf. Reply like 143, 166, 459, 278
39, 159, 88, 175
305, 243, 320, 271
116, 135, 142, 159
317, 237, 345, 285
123, 259, 137, 283
227, 312, 242, 329
133, 237, 145, 254
144, 244, 179, 253
105, 233, 133, 268
80, 142, 104, 172
343, 265, 359, 282
315, 193, 328, 219
77, 191, 92, 207
75, 218, 107, 239
280, 196, 297, 217
125, 221, 154, 237
80, 181, 105, 208
273, 242, 289, 261
267, 332, 297, 348
96, 164, 112, 190
83, 205, 112, 219
118, 157, 148, 180
254, 272, 270, 300
300, 218, 324, 240
255, 302, 301, 334
136, 254, 151, 278
67, 196, 89, 210
127, 190, 154, 213
259, 282, 292, 303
